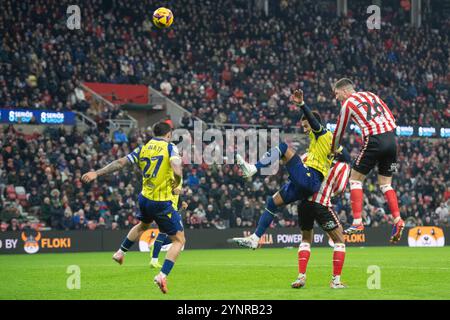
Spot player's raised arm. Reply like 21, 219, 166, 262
291, 89, 322, 132
81, 156, 130, 183
331, 101, 352, 153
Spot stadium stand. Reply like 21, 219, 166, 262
0, 0, 449, 231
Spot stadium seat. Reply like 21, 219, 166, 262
20, 200, 29, 207
7, 193, 17, 200
6, 185, 17, 200
15, 186, 27, 200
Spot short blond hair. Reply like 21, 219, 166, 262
333, 78, 354, 90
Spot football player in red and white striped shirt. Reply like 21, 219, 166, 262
331, 78, 404, 243
292, 153, 351, 289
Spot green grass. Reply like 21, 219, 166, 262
1, 247, 450, 300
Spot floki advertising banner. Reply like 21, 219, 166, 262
0, 226, 447, 254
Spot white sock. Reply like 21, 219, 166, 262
118, 249, 126, 255
250, 233, 260, 241
332, 275, 341, 283
159, 271, 167, 278
393, 216, 401, 224
298, 273, 306, 279
151, 258, 158, 264
352, 218, 362, 225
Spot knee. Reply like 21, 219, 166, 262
334, 233, 345, 244
266, 197, 279, 213
177, 238, 186, 247
172, 233, 186, 246
337, 227, 347, 242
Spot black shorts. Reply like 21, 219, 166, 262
353, 131, 398, 177
298, 201, 341, 232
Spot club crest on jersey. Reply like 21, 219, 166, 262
322, 221, 337, 231
390, 163, 398, 172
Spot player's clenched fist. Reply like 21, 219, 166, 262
81, 171, 98, 183
290, 89, 304, 106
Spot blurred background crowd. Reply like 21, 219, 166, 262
1, 0, 448, 128
1, 124, 449, 232
0, 0, 449, 231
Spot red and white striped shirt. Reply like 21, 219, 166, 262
308, 161, 351, 208
331, 91, 396, 152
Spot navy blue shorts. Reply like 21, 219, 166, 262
137, 194, 184, 236
279, 181, 304, 204
279, 154, 323, 204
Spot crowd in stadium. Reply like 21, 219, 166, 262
1, 123, 449, 232
1, 0, 449, 129
0, 0, 449, 232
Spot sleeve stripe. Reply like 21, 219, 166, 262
311, 124, 324, 133
127, 154, 136, 164
126, 146, 142, 165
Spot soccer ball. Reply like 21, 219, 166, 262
152, 7, 174, 29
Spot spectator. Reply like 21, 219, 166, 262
179, 112, 195, 130
49, 201, 64, 229
220, 200, 234, 229
206, 204, 218, 223
164, 116, 174, 129
435, 202, 449, 226
7, 218, 21, 232
241, 201, 255, 227
160, 79, 173, 96
193, 204, 207, 227
113, 129, 128, 144
40, 197, 52, 226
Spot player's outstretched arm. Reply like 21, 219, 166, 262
290, 89, 322, 132
81, 156, 129, 183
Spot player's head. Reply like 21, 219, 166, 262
333, 78, 355, 102
301, 111, 321, 133
152, 121, 173, 141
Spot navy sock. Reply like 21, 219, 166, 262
255, 142, 288, 169
152, 233, 171, 259
255, 197, 279, 237
161, 259, 175, 276
120, 237, 135, 252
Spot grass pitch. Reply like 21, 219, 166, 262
1, 247, 449, 300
